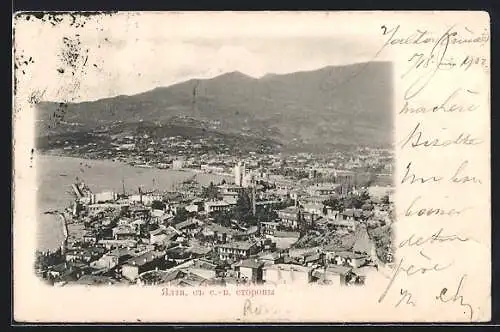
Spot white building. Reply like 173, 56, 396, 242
172, 160, 185, 170
234, 162, 245, 186
263, 264, 313, 285
204, 200, 233, 214
92, 191, 117, 203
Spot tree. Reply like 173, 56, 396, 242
323, 196, 344, 212
255, 207, 277, 224
360, 190, 371, 202
213, 211, 232, 227
151, 200, 165, 210
173, 206, 188, 224
202, 182, 219, 200
234, 190, 253, 222
381, 195, 390, 205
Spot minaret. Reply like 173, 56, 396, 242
252, 181, 256, 216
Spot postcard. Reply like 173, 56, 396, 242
12, 11, 491, 322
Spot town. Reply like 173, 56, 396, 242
35, 148, 394, 288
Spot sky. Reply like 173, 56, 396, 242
14, 12, 391, 102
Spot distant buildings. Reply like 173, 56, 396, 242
121, 250, 166, 281
38, 147, 394, 288
276, 206, 317, 231
217, 241, 259, 261
263, 264, 312, 285
204, 200, 233, 214
172, 159, 185, 170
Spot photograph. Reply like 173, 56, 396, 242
13, 11, 490, 323
29, 14, 395, 289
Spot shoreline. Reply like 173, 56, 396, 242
36, 151, 234, 179
35, 153, 233, 251
58, 212, 68, 244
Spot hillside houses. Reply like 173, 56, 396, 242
39, 152, 394, 287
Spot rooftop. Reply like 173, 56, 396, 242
75, 275, 116, 285
278, 206, 300, 214
124, 250, 165, 267
235, 258, 264, 269
326, 265, 353, 275
218, 241, 256, 251
176, 219, 200, 230
274, 231, 300, 239
334, 251, 368, 259
205, 200, 232, 207
263, 264, 311, 272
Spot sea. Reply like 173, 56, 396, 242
36, 154, 232, 251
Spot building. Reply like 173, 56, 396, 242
201, 164, 225, 174
217, 241, 258, 261
149, 228, 169, 245
172, 159, 185, 170
128, 194, 163, 206
340, 209, 364, 221
262, 264, 313, 285
82, 230, 99, 244
258, 252, 283, 265
277, 206, 301, 229
331, 251, 369, 268
234, 162, 246, 187
87, 203, 125, 215
312, 266, 354, 286
306, 183, 341, 197
218, 184, 245, 195
302, 202, 325, 216
185, 204, 199, 213
112, 225, 136, 240
328, 218, 357, 232
121, 250, 167, 281
334, 170, 355, 195
234, 259, 264, 283
65, 247, 105, 264
91, 191, 118, 204
277, 207, 317, 230
260, 221, 279, 236
175, 219, 201, 236
98, 239, 138, 249
202, 223, 245, 244
271, 231, 300, 250
204, 200, 232, 214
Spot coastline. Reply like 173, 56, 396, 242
58, 212, 68, 245
35, 152, 233, 251
37, 151, 234, 179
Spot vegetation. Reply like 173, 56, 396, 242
151, 200, 166, 210
172, 206, 189, 224
201, 182, 220, 200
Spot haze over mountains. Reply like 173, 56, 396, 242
36, 61, 393, 152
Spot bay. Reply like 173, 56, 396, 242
35, 153, 231, 251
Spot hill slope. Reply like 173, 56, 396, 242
36, 61, 393, 151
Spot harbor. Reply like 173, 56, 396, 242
36, 154, 231, 251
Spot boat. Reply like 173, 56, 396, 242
59, 174, 67, 177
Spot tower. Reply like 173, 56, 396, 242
234, 161, 245, 186
252, 180, 256, 216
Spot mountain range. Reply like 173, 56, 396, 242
36, 61, 393, 152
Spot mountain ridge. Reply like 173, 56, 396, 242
36, 61, 393, 151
